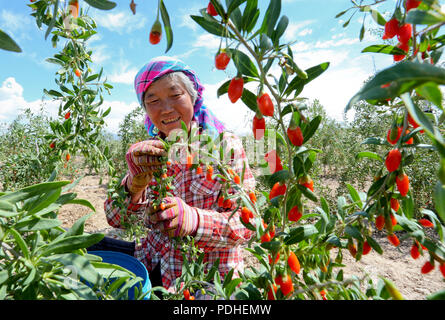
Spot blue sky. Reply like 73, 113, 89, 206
0, 0, 431, 136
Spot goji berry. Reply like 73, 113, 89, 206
234, 175, 241, 184
396, 173, 410, 197
267, 283, 278, 300
404, 130, 413, 145
439, 263, 445, 279
206, 2, 218, 16
406, 0, 421, 11
257, 92, 274, 117
186, 154, 193, 170
278, 274, 294, 296
320, 289, 327, 300
260, 232, 271, 243
223, 198, 232, 209
363, 241, 372, 255
183, 289, 190, 300
149, 20, 162, 45
385, 149, 402, 172
252, 114, 265, 140
410, 243, 420, 260
218, 196, 224, 207
421, 261, 434, 274
65, 112, 71, 119
228, 77, 244, 103
397, 23, 412, 44
268, 252, 280, 265
215, 51, 230, 70
196, 166, 203, 174
49, 142, 55, 149
75, 69, 81, 77
287, 125, 304, 147
288, 205, 302, 222
387, 233, 400, 247
298, 175, 314, 192
382, 18, 399, 40
69, 0, 79, 18
66, 153, 71, 161
390, 198, 400, 212
390, 213, 397, 226
418, 218, 434, 228
248, 191, 257, 204
348, 242, 357, 258
288, 251, 301, 274
269, 182, 287, 200
387, 127, 402, 145
241, 207, 252, 224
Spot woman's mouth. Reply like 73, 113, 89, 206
161, 116, 181, 125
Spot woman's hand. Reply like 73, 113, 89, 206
144, 197, 199, 238
125, 139, 167, 195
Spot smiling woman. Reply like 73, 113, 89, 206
90, 56, 257, 295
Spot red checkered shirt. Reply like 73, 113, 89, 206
104, 132, 256, 291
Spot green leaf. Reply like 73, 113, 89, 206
0, 181, 70, 204
8, 228, 30, 259
160, 0, 173, 53
67, 199, 96, 212
0, 29, 21, 52
297, 183, 318, 202
284, 225, 318, 245
241, 0, 259, 33
45, 0, 59, 40
362, 44, 407, 55
302, 115, 321, 143
84, 0, 117, 10
427, 289, 445, 300
400, 93, 435, 135
434, 182, 445, 224
366, 235, 383, 254
227, 0, 246, 16
346, 184, 363, 209
369, 9, 386, 26
272, 15, 289, 44
40, 233, 104, 256
345, 225, 364, 242
346, 62, 445, 113
415, 81, 443, 109
15, 217, 61, 232
356, 151, 383, 162
240, 87, 260, 112
361, 137, 386, 145
406, 8, 445, 25
260, 0, 281, 37
227, 48, 259, 78
191, 15, 232, 38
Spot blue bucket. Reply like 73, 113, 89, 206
91, 250, 151, 300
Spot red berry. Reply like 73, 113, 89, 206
196, 166, 203, 175
363, 241, 372, 255
382, 18, 400, 39
64, 112, 71, 120
215, 51, 230, 70
348, 242, 357, 258
439, 263, 445, 279
410, 243, 420, 260
66, 153, 71, 161
267, 284, 278, 300
49, 142, 55, 149
75, 69, 81, 77
385, 149, 402, 172
298, 175, 314, 192
218, 196, 224, 207
397, 24, 412, 44
234, 175, 241, 184
241, 207, 252, 224
288, 205, 303, 223
287, 126, 304, 146
278, 274, 294, 296
396, 173, 410, 197
421, 261, 434, 274
269, 182, 287, 200
418, 218, 434, 228
406, 0, 421, 11
257, 92, 274, 117
149, 20, 162, 45
288, 251, 301, 274
252, 114, 266, 140
249, 191, 257, 204
264, 149, 283, 174
390, 198, 400, 212
404, 130, 413, 145
387, 233, 400, 247
223, 199, 232, 209
387, 127, 402, 145
375, 215, 385, 230
206, 2, 218, 16
268, 252, 280, 265
228, 77, 244, 103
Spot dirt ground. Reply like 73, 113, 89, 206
57, 173, 445, 300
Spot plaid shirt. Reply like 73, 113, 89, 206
104, 132, 256, 291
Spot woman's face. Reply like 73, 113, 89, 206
143, 75, 194, 136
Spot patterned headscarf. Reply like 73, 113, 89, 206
134, 56, 226, 138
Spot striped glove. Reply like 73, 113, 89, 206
125, 139, 167, 194
145, 197, 199, 238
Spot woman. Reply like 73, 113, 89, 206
94, 56, 256, 293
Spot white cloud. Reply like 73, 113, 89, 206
283, 20, 316, 42
192, 33, 221, 51
298, 28, 313, 37
107, 59, 138, 85
0, 9, 33, 41
100, 100, 140, 134
93, 11, 147, 34
0, 77, 59, 122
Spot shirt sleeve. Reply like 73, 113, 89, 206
104, 172, 149, 229
194, 132, 256, 249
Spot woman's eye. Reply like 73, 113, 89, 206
147, 99, 159, 105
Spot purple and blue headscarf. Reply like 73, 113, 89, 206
134, 56, 226, 138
